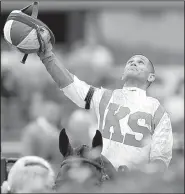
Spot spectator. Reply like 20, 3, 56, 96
164, 78, 184, 125
21, 100, 63, 174
1, 156, 55, 193
67, 109, 97, 147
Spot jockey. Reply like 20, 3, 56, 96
36, 28, 173, 173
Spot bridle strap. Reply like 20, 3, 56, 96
60, 157, 110, 183
61, 158, 103, 170
99, 156, 110, 182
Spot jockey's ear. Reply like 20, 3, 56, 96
59, 128, 73, 157
92, 130, 103, 154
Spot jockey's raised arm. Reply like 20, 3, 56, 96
38, 29, 104, 110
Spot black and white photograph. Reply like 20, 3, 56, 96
1, 1, 184, 193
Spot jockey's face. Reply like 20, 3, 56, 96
123, 55, 155, 84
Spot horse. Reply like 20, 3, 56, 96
54, 128, 117, 192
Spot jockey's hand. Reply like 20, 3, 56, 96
37, 27, 53, 61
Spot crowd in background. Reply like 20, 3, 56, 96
1, 40, 184, 187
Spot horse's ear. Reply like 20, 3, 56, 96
59, 128, 73, 157
92, 130, 103, 153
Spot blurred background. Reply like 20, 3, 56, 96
1, 1, 184, 192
